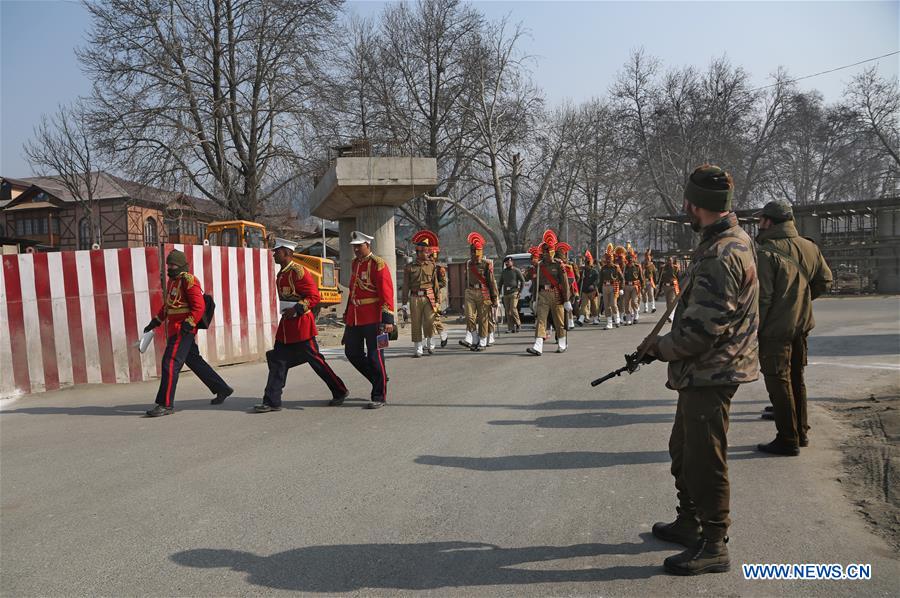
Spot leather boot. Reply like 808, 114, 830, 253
652, 514, 701, 547
757, 438, 799, 456
663, 538, 730, 576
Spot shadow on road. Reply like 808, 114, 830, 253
0, 397, 275, 417
170, 535, 666, 591
415, 444, 767, 471
808, 334, 900, 357
488, 411, 761, 429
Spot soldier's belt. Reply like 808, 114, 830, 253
167, 307, 190, 314
411, 290, 430, 297
469, 284, 484, 289
351, 297, 381, 306
540, 284, 555, 290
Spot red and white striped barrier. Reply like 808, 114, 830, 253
1, 245, 277, 398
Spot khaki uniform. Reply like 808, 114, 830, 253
658, 263, 680, 312
642, 260, 657, 309
402, 259, 440, 343
757, 220, 833, 446
465, 259, 498, 339
653, 213, 759, 542
432, 261, 448, 338
533, 259, 569, 339
622, 263, 643, 318
499, 266, 525, 330
599, 264, 622, 319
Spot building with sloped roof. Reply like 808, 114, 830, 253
1, 172, 223, 252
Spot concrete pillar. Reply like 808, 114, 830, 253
356, 205, 398, 291
338, 218, 355, 287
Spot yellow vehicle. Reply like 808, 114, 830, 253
205, 220, 341, 310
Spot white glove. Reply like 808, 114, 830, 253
619, 290, 624, 296
401, 303, 409, 311
564, 301, 573, 312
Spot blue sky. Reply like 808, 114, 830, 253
2, 0, 898, 177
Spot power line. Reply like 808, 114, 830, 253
750, 51, 899, 92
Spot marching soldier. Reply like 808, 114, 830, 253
642, 249, 658, 314
527, 230, 571, 355
755, 200, 833, 455
257, 239, 348, 412
343, 231, 395, 409
639, 164, 759, 576
622, 246, 643, 325
499, 256, 525, 333
430, 245, 450, 348
599, 245, 623, 329
402, 231, 441, 357
658, 257, 681, 323
143, 249, 233, 417
614, 245, 628, 318
577, 251, 601, 326
555, 242, 579, 330
459, 232, 498, 352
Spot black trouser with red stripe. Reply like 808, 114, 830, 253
263, 339, 347, 407
344, 323, 387, 402
156, 332, 229, 408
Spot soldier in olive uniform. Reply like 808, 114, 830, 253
639, 164, 759, 576
642, 249, 658, 314
599, 249, 623, 329
577, 251, 601, 326
460, 232, 498, 352
658, 257, 681, 323
499, 256, 526, 333
402, 236, 441, 357
430, 246, 450, 348
527, 231, 572, 355
755, 200, 833, 455
622, 250, 643, 325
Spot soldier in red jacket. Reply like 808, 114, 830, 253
256, 240, 348, 413
342, 231, 395, 409
143, 249, 232, 417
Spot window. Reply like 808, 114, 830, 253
167, 219, 180, 236
199, 223, 208, 240
50, 216, 59, 235
244, 226, 264, 248
322, 261, 335, 288
144, 217, 158, 246
15, 216, 49, 236
221, 228, 238, 247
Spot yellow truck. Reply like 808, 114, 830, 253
205, 220, 341, 311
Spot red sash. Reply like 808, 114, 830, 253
539, 263, 563, 301
469, 261, 491, 302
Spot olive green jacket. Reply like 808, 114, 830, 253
656, 214, 760, 389
756, 220, 833, 341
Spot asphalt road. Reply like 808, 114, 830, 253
2, 296, 899, 596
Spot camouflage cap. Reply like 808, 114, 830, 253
166, 249, 188, 267
755, 200, 794, 221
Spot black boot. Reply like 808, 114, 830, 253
757, 438, 800, 456
146, 404, 174, 417
652, 514, 701, 548
663, 538, 729, 576
210, 386, 234, 405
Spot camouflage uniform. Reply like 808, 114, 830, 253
756, 203, 833, 450
652, 212, 759, 545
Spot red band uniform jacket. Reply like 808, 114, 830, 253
276, 262, 320, 343
157, 272, 205, 338
344, 253, 396, 327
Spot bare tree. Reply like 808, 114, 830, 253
844, 66, 900, 168
24, 101, 105, 246
80, 0, 340, 220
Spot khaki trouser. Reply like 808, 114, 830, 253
503, 292, 520, 329
602, 284, 619, 318
534, 289, 566, 339
579, 291, 600, 319
464, 287, 490, 338
623, 284, 640, 315
759, 334, 809, 445
662, 283, 677, 312
409, 294, 435, 342
642, 283, 655, 304
669, 384, 738, 542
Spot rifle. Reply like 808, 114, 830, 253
590, 273, 687, 387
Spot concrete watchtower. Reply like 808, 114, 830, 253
309, 151, 438, 288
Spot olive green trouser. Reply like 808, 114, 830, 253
602, 284, 619, 318
662, 284, 677, 311
759, 334, 809, 446
534, 289, 565, 339
464, 288, 490, 338
669, 384, 738, 542
409, 295, 435, 342
623, 284, 640, 314
579, 291, 600, 318
503, 292, 520, 329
